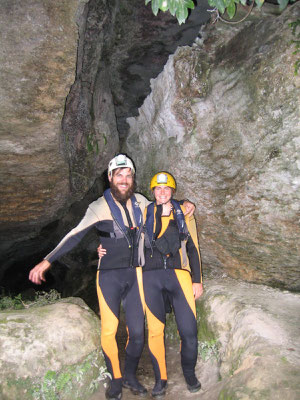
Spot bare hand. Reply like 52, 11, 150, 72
183, 200, 195, 217
193, 283, 203, 300
97, 244, 107, 258
29, 260, 51, 285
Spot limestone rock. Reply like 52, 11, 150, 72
197, 277, 300, 399
125, 3, 300, 290
0, 0, 88, 233
0, 298, 104, 400
0, 0, 119, 279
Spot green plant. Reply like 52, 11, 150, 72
198, 339, 220, 361
86, 132, 99, 154
0, 293, 24, 310
145, 0, 294, 24
32, 289, 61, 306
30, 351, 108, 400
0, 289, 61, 311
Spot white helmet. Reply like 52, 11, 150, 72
108, 154, 135, 177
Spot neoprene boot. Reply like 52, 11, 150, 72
185, 375, 201, 393
151, 379, 168, 398
123, 354, 147, 396
105, 377, 122, 400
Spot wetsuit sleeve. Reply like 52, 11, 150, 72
44, 206, 99, 263
185, 213, 202, 284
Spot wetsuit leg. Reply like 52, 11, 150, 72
143, 269, 168, 382
170, 269, 198, 380
97, 268, 146, 382
123, 267, 145, 360
96, 269, 123, 379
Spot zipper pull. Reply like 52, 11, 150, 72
163, 257, 167, 269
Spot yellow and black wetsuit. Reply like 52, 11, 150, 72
45, 190, 149, 388
142, 202, 202, 385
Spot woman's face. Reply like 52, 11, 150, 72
153, 185, 172, 205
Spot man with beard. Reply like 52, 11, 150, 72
29, 154, 195, 400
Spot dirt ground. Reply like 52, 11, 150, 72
89, 316, 205, 400
90, 344, 204, 400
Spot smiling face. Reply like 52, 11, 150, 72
109, 167, 135, 202
153, 185, 173, 205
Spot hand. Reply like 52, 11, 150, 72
183, 200, 195, 217
193, 283, 203, 300
162, 202, 172, 216
29, 260, 51, 285
97, 244, 107, 258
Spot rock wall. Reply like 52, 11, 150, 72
0, 0, 87, 237
125, 4, 300, 291
0, 0, 119, 280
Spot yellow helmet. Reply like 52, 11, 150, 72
150, 172, 176, 190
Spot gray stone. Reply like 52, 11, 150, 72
125, 3, 300, 290
197, 278, 300, 399
0, 298, 104, 400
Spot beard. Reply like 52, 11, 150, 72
110, 180, 136, 202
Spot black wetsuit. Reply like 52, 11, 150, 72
142, 203, 202, 383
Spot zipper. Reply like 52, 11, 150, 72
163, 256, 167, 269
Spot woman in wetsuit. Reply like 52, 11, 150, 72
142, 172, 203, 398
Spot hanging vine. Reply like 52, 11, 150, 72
145, 0, 295, 25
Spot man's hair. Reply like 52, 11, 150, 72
111, 167, 134, 177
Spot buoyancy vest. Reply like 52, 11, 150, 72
103, 189, 143, 242
141, 200, 189, 268
96, 189, 143, 269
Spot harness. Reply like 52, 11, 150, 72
140, 200, 189, 267
101, 189, 143, 244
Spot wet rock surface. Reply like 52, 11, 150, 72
125, 3, 300, 290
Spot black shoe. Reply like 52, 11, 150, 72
123, 377, 148, 396
105, 378, 122, 400
151, 380, 167, 398
186, 377, 201, 393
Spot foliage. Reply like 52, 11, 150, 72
0, 289, 61, 311
145, 0, 195, 25
289, 19, 300, 75
86, 132, 99, 154
0, 293, 24, 310
145, 0, 294, 24
7, 351, 109, 400
198, 339, 220, 361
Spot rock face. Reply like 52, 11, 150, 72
0, 0, 119, 280
0, 0, 210, 290
125, 3, 300, 291
0, 298, 104, 400
197, 277, 300, 400
0, 0, 87, 238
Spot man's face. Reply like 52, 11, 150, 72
109, 167, 135, 202
153, 185, 172, 205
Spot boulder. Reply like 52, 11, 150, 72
0, 298, 105, 400
196, 277, 300, 399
